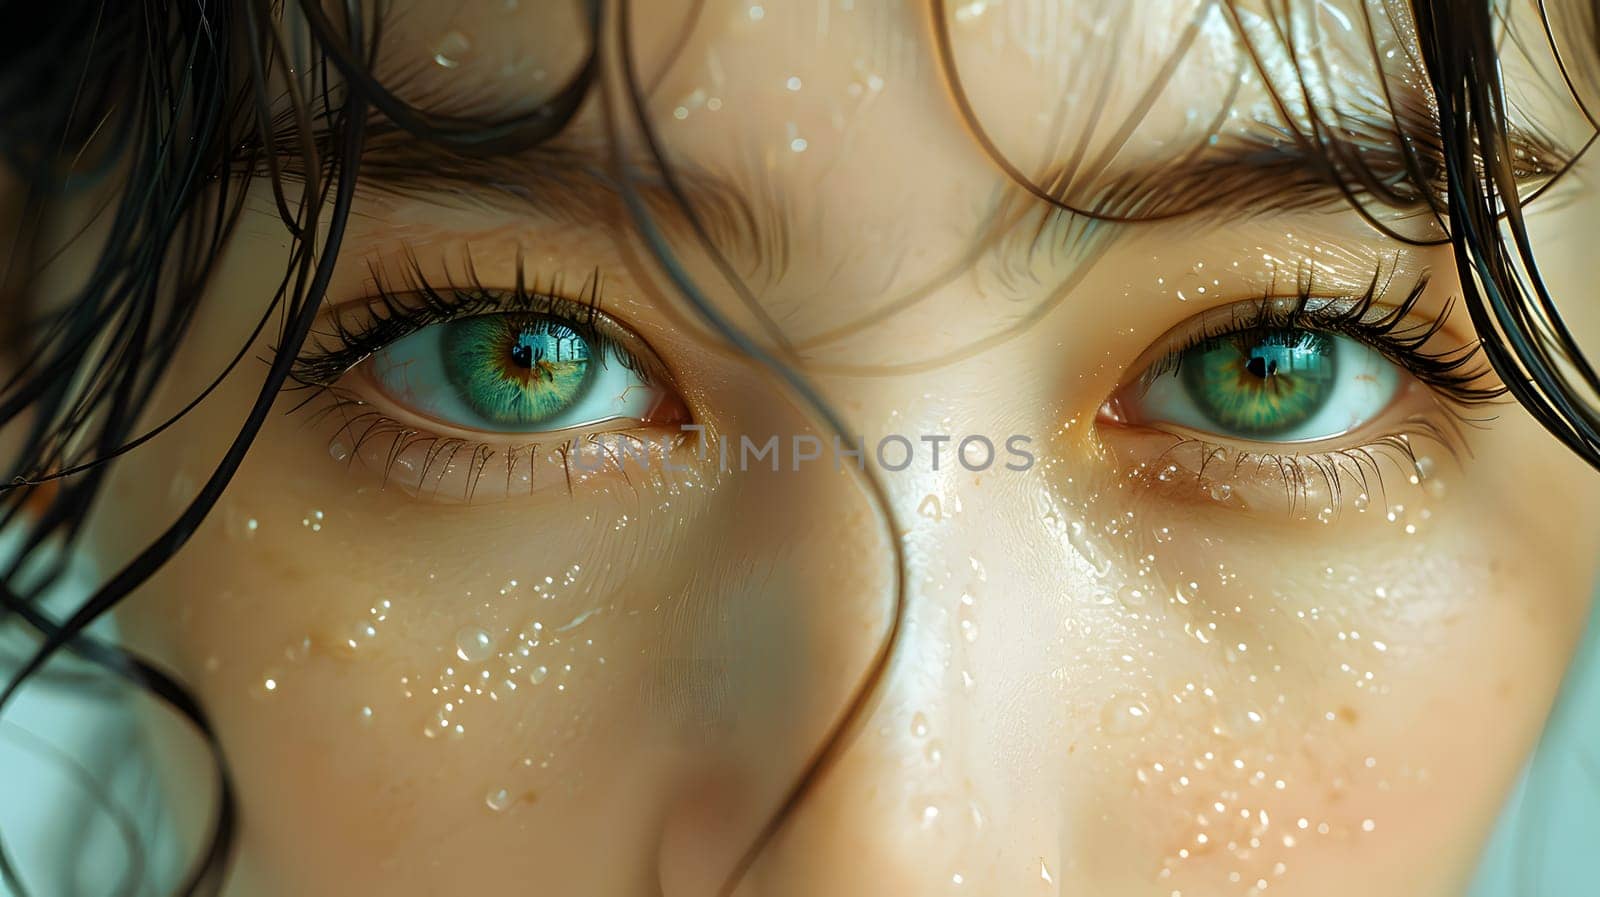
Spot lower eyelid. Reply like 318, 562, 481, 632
338, 330, 693, 439
300, 389, 696, 505
1096, 379, 1461, 520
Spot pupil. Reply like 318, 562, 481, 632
1245, 354, 1277, 379
509, 339, 536, 368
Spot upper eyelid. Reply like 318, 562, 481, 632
1127, 282, 1452, 370
292, 284, 669, 389
1118, 286, 1504, 409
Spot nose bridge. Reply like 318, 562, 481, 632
655, 360, 1107, 896
728, 486, 1088, 897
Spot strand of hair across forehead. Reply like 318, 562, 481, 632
1412, 0, 1600, 470
605, 3, 910, 893
932, 0, 1600, 468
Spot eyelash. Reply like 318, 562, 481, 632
1135, 270, 1502, 409
289, 258, 662, 390
284, 258, 683, 499
1115, 268, 1505, 515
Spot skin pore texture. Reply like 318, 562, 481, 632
36, 1, 1600, 895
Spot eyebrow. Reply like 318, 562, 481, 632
1056, 119, 1564, 225
345, 101, 1568, 279
352, 126, 769, 266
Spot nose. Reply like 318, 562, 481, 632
733, 475, 1089, 897
656, 463, 1105, 897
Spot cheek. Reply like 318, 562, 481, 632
100, 374, 899, 892
954, 414, 1590, 897
111, 452, 697, 891
106, 421, 688, 888
1046, 497, 1583, 897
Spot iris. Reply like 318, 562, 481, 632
442, 315, 595, 425
1179, 329, 1336, 437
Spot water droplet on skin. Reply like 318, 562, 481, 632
226, 510, 260, 541
1208, 482, 1233, 503
1231, 705, 1266, 729
359, 705, 374, 724
344, 621, 378, 651
1353, 492, 1370, 511
1118, 583, 1149, 609
969, 555, 988, 581
910, 712, 929, 738
1153, 526, 1174, 543
1158, 464, 1180, 482
283, 636, 312, 662
529, 665, 549, 685
486, 788, 511, 812
455, 627, 494, 663
1101, 694, 1153, 735
1062, 518, 1113, 579
433, 31, 471, 69
254, 672, 282, 699
924, 740, 944, 765
1173, 580, 1199, 605
959, 618, 979, 643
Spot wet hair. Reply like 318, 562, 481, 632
0, 1, 1595, 893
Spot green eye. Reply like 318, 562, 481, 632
1129, 326, 1402, 443
1179, 330, 1337, 437
365, 312, 664, 433
442, 315, 594, 425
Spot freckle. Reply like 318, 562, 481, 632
1336, 705, 1359, 725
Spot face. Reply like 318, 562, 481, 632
69, 1, 1600, 895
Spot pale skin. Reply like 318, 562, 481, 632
28, 1, 1600, 895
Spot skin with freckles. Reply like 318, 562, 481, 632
37, 1, 1600, 895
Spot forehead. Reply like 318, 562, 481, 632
365, 0, 1432, 155
335, 1, 1578, 356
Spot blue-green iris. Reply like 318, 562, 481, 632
442, 315, 595, 426
1179, 329, 1336, 437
